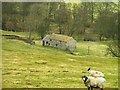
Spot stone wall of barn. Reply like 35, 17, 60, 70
42, 35, 77, 52
49, 39, 67, 50
66, 39, 76, 52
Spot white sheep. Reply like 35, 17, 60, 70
88, 68, 104, 77
82, 75, 106, 90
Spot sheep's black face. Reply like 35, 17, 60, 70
82, 76, 88, 83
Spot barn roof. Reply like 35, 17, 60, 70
42, 35, 50, 41
43, 34, 76, 42
50, 34, 74, 42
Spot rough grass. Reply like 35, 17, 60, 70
2, 38, 118, 88
77, 42, 109, 56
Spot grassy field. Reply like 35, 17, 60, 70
2, 30, 118, 88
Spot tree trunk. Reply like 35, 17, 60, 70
59, 23, 62, 34
91, 3, 94, 24
29, 29, 32, 40
99, 35, 102, 41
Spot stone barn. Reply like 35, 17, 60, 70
42, 34, 77, 52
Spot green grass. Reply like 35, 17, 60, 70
77, 41, 109, 56
2, 30, 118, 88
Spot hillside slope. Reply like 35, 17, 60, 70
2, 31, 118, 88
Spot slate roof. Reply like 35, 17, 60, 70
50, 34, 74, 42
43, 34, 75, 42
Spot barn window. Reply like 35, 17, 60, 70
56, 44, 58, 46
46, 41, 48, 44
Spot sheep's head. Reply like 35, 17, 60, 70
82, 76, 88, 83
